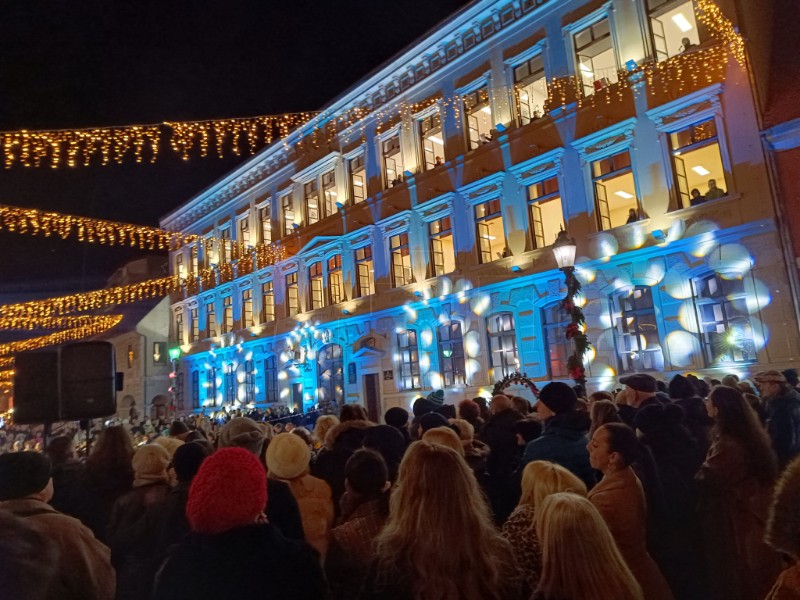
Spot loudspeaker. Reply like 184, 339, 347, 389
60, 342, 117, 420
13, 350, 61, 424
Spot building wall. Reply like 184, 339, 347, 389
162, 0, 800, 414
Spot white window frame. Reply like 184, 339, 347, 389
565, 5, 621, 98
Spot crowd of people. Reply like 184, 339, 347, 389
2, 368, 800, 599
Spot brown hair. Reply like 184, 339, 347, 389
589, 400, 621, 437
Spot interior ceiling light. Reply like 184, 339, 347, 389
672, 13, 694, 32
692, 165, 711, 175
615, 191, 634, 199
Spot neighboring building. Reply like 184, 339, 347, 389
161, 0, 800, 418
95, 257, 173, 420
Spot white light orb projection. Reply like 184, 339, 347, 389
470, 294, 492, 316
663, 270, 693, 299
575, 258, 596, 285
707, 243, 753, 279
590, 233, 619, 259
665, 330, 698, 367
464, 331, 482, 357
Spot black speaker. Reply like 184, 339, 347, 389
13, 350, 61, 423
60, 342, 117, 420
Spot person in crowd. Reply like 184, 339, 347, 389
450, 417, 490, 476
153, 435, 183, 460
313, 418, 373, 514
511, 395, 531, 415
503, 461, 587, 592
417, 411, 451, 435
168, 420, 191, 442
588, 390, 614, 404
314, 414, 340, 448
473, 396, 492, 422
292, 426, 316, 454
340, 404, 370, 423
589, 398, 622, 438
152, 447, 326, 599
669, 373, 714, 455
721, 373, 740, 389
616, 374, 662, 426
217, 417, 305, 540
514, 418, 542, 447
697, 385, 782, 600
106, 443, 173, 600
266, 432, 334, 560
587, 423, 674, 600
522, 382, 596, 489
458, 398, 485, 434
326, 449, 391, 599
362, 424, 407, 483
0, 510, 60, 600
534, 492, 643, 600
705, 178, 726, 200
0, 452, 116, 600
480, 394, 524, 523
422, 426, 464, 455
359, 440, 524, 600
383, 407, 411, 444
74, 425, 134, 543
765, 455, 800, 598
754, 370, 800, 468
784, 368, 800, 390
45, 435, 84, 516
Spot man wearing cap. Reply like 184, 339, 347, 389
0, 451, 115, 600
754, 370, 800, 468
521, 382, 596, 489
617, 374, 663, 426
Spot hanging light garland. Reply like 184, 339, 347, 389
696, 0, 746, 66
0, 314, 123, 331
0, 315, 123, 358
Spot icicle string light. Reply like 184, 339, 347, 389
0, 314, 122, 332
696, 0, 746, 66
0, 315, 123, 358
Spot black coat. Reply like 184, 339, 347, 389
766, 388, 800, 468
479, 408, 523, 478
153, 524, 329, 600
267, 478, 305, 541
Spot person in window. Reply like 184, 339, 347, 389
680, 37, 694, 53
705, 178, 726, 200
434, 156, 444, 166
626, 208, 639, 223
690, 188, 706, 206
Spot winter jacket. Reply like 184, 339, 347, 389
72, 463, 133, 543
480, 408, 524, 478
588, 468, 674, 600
501, 503, 542, 592
49, 460, 85, 517
618, 395, 662, 427
766, 564, 800, 600
275, 473, 334, 560
766, 388, 800, 468
266, 477, 306, 541
521, 411, 596, 489
313, 420, 373, 513
0, 498, 116, 600
152, 523, 328, 600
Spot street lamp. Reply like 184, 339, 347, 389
552, 230, 589, 387
168, 347, 182, 414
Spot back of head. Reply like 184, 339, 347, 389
169, 420, 190, 438
384, 407, 409, 429
490, 394, 513, 413
537, 382, 578, 416
153, 436, 184, 458
172, 441, 213, 483
345, 449, 389, 497
132, 444, 171, 486
589, 391, 614, 404
265, 433, 311, 480
457, 399, 481, 422
449, 418, 474, 442
418, 411, 449, 433
784, 369, 800, 388
187, 447, 267, 534
218, 417, 265, 457
340, 404, 369, 423
633, 404, 684, 437
521, 461, 587, 508
0, 452, 51, 501
589, 400, 620, 432
511, 396, 531, 415
314, 415, 340, 446
767, 455, 800, 558
535, 493, 643, 600
291, 427, 313, 447
602, 423, 639, 467
45, 435, 74, 466
422, 427, 465, 456
721, 374, 740, 389
87, 425, 133, 472
0, 511, 59, 599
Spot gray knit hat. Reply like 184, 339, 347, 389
218, 417, 265, 456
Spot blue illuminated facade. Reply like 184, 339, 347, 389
162, 0, 800, 416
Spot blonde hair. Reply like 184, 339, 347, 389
314, 415, 340, 446
422, 427, 464, 456
536, 493, 643, 600
448, 418, 474, 442
519, 460, 587, 508
374, 441, 520, 600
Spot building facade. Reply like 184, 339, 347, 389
161, 0, 800, 417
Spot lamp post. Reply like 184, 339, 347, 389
168, 347, 181, 414
552, 230, 589, 387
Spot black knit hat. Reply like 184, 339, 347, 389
633, 404, 684, 435
172, 440, 212, 483
418, 412, 449, 432
169, 420, 190, 437
384, 407, 409, 428
537, 382, 578, 415
0, 452, 51, 500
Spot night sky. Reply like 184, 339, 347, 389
0, 0, 472, 302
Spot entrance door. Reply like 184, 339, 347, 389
291, 383, 303, 413
363, 373, 381, 423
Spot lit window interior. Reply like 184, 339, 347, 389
383, 136, 403, 187
575, 18, 618, 96
475, 199, 506, 263
420, 113, 445, 170
649, 0, 700, 61
528, 177, 564, 248
464, 88, 493, 149
430, 217, 455, 276
349, 155, 366, 204
515, 54, 548, 124
670, 119, 727, 207
592, 151, 638, 229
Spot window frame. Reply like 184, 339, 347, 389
328, 254, 344, 305
381, 131, 404, 189
222, 295, 233, 333
417, 109, 444, 171
610, 286, 664, 373
263, 355, 279, 404
396, 329, 421, 391
281, 192, 295, 237
348, 153, 366, 204
309, 261, 325, 310
257, 200, 272, 245
286, 271, 300, 317
429, 216, 455, 277
513, 52, 548, 126
527, 175, 564, 249
474, 198, 506, 264
571, 13, 619, 97
389, 231, 413, 287
541, 302, 574, 379
260, 280, 275, 323
205, 300, 217, 338
241, 288, 253, 328
463, 86, 492, 150
354, 245, 375, 298
438, 320, 466, 386
486, 312, 519, 379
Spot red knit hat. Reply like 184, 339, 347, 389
186, 447, 267, 534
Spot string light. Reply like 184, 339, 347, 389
0, 314, 122, 331
696, 0, 746, 66
0, 315, 123, 358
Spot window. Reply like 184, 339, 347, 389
328, 255, 343, 305
611, 286, 664, 373
238, 216, 251, 247
322, 170, 338, 217
304, 180, 320, 225
309, 261, 324, 310
574, 17, 618, 96
175, 311, 184, 344
514, 54, 548, 125
204, 236, 216, 267
190, 246, 198, 275
542, 303, 573, 378
258, 203, 272, 245
464, 88, 493, 150
692, 274, 756, 364
282, 193, 294, 236
648, 0, 700, 61
396, 329, 421, 390
261, 281, 275, 322
355, 246, 374, 297
192, 370, 200, 409
264, 355, 279, 403
219, 228, 232, 264
349, 155, 366, 204
419, 112, 444, 171
669, 119, 727, 208
487, 312, 518, 378
439, 321, 466, 386
592, 150, 638, 230
317, 344, 344, 409
222, 296, 233, 333
206, 367, 217, 405
206, 301, 217, 338
390, 233, 413, 287
242, 289, 253, 328
224, 363, 236, 404
429, 217, 455, 276
475, 198, 506, 263
190, 308, 199, 342
244, 359, 256, 404
286, 272, 299, 316
383, 135, 404, 188
528, 177, 564, 248
175, 253, 185, 278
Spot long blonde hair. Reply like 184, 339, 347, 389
535, 493, 643, 600
519, 460, 587, 508
374, 441, 519, 600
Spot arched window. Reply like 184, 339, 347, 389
317, 344, 344, 410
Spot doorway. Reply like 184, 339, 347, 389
291, 383, 303, 413
363, 373, 381, 422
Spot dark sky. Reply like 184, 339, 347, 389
0, 0, 472, 302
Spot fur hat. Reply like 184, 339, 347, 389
537, 382, 578, 415
265, 433, 310, 480
132, 444, 170, 487
0, 452, 51, 500
153, 436, 184, 457
172, 440, 212, 483
218, 417, 265, 456
754, 370, 787, 385
187, 447, 266, 534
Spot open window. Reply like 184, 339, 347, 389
514, 53, 548, 125
475, 198, 506, 263
574, 17, 618, 96
382, 135, 404, 188
349, 154, 366, 204
390, 233, 413, 287
464, 88, 493, 149
419, 112, 444, 170
610, 287, 664, 373
527, 176, 564, 248
647, 0, 700, 61
669, 118, 727, 208
429, 217, 455, 276
592, 150, 638, 230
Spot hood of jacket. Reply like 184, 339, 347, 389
543, 410, 590, 439
323, 419, 375, 451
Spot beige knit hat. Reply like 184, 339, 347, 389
154, 436, 184, 458
265, 432, 310, 480
218, 417, 266, 457
132, 444, 170, 487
